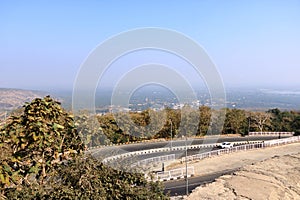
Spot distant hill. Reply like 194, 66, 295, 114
0, 88, 48, 118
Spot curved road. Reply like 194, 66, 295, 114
164, 168, 239, 196
91, 136, 284, 159
90, 136, 289, 196
90, 136, 287, 180
117, 136, 281, 152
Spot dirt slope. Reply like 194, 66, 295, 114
187, 150, 300, 199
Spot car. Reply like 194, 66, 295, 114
220, 142, 234, 149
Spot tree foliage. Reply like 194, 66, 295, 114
198, 105, 212, 136
0, 96, 168, 199
0, 96, 84, 189
251, 111, 272, 132
4, 154, 167, 200
96, 106, 300, 143
223, 108, 247, 135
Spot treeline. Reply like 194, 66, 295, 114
93, 106, 300, 145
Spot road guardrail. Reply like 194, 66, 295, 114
248, 132, 294, 137
131, 154, 175, 168
101, 141, 262, 163
180, 136, 300, 163
156, 166, 195, 181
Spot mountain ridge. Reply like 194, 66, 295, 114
0, 88, 49, 115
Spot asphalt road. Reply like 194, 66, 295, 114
118, 136, 280, 152
91, 136, 284, 159
129, 147, 217, 160
164, 168, 239, 196
90, 136, 289, 196
90, 136, 290, 196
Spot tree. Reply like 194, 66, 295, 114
198, 106, 212, 136
178, 105, 199, 137
208, 109, 226, 135
0, 96, 84, 188
155, 108, 180, 139
4, 154, 168, 200
127, 109, 166, 139
1, 96, 168, 199
267, 108, 294, 132
97, 113, 132, 144
75, 114, 110, 148
291, 114, 300, 135
251, 111, 272, 132
223, 108, 247, 135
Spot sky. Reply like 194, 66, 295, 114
1, 0, 300, 91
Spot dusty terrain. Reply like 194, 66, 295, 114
0, 88, 46, 111
0, 88, 49, 123
183, 143, 300, 199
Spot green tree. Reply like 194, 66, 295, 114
209, 109, 226, 135
267, 108, 294, 132
98, 113, 132, 144
291, 113, 300, 135
156, 108, 180, 139
76, 114, 110, 148
198, 106, 212, 136
223, 108, 247, 135
178, 105, 199, 137
0, 96, 84, 188
1, 96, 168, 199
4, 154, 168, 200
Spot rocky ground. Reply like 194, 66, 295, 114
0, 88, 46, 111
0, 88, 52, 123
182, 143, 300, 199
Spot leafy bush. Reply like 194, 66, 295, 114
0, 96, 168, 199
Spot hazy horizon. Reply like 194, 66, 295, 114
1, 1, 300, 91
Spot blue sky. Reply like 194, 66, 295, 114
1, 1, 300, 91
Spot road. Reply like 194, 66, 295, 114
89, 135, 295, 197
117, 136, 281, 152
91, 136, 285, 159
164, 168, 238, 196
90, 136, 291, 196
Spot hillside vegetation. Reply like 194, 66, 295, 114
0, 96, 167, 199
92, 107, 300, 146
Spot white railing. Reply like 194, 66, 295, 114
102, 143, 218, 163
101, 141, 261, 163
180, 136, 300, 163
248, 132, 294, 136
131, 154, 175, 167
156, 166, 195, 181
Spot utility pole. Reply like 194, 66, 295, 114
170, 119, 173, 149
248, 116, 250, 134
185, 135, 188, 196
